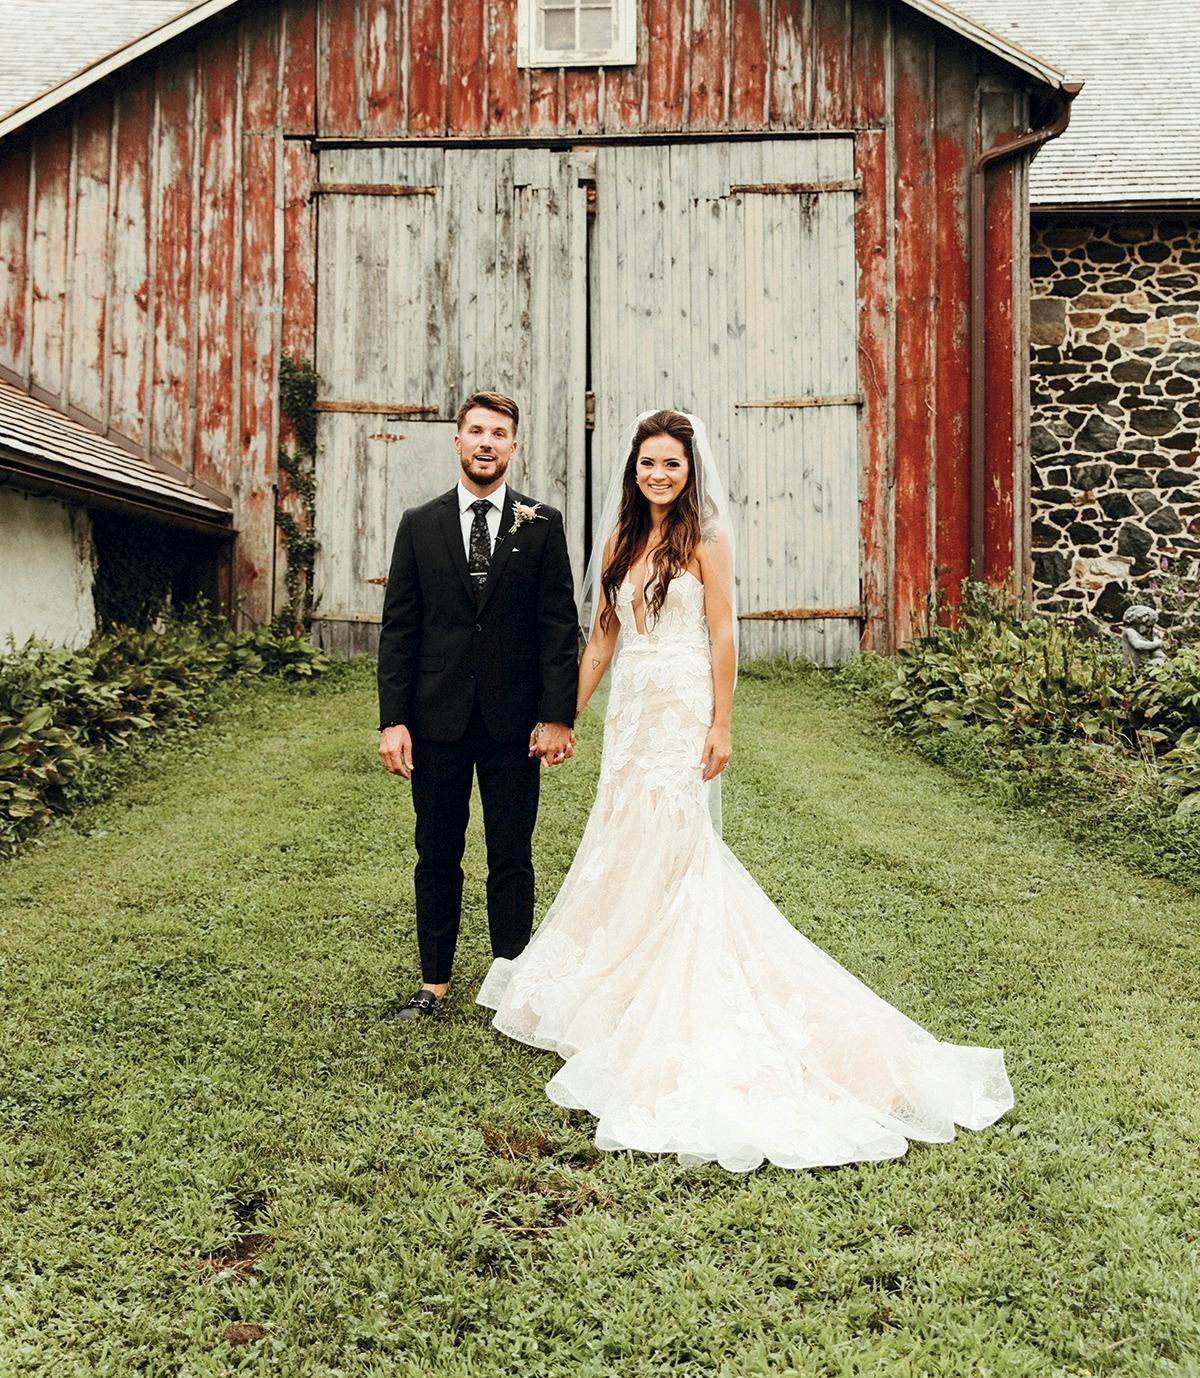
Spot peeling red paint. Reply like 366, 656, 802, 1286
892, 42, 935, 645
194, 32, 236, 496
152, 56, 193, 468
933, 52, 973, 619
281, 0, 318, 134
0, 141, 30, 378
319, 0, 360, 134
68, 101, 111, 421
108, 86, 151, 442
850, 0, 887, 126
689, 0, 727, 130
729, 0, 767, 126
645, 0, 687, 128
769, 0, 810, 128
813, 0, 850, 128
563, 69, 599, 132
448, 0, 486, 133
363, 0, 404, 133
984, 150, 1017, 587
486, 0, 525, 133
407, 0, 446, 132
30, 123, 70, 399
854, 128, 889, 654
528, 67, 561, 134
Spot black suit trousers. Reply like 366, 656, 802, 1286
410, 697, 540, 983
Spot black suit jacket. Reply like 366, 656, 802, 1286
377, 486, 579, 742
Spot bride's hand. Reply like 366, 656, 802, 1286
700, 725, 732, 781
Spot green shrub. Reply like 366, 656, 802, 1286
887, 580, 1139, 745
873, 580, 1200, 816
0, 615, 331, 855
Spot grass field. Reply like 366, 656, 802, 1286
1, 658, 1198, 1377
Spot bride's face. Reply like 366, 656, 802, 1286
635, 435, 689, 510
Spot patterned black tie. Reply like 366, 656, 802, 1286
467, 498, 493, 600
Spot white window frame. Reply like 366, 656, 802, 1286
516, 0, 637, 68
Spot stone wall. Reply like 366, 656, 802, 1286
1029, 216, 1200, 629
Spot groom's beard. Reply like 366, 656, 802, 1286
460, 453, 510, 484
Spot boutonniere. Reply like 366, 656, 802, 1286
508, 501, 546, 536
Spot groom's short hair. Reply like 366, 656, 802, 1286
456, 391, 519, 433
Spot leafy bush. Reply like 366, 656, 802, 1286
888, 581, 1137, 745
1144, 553, 1200, 651
881, 580, 1200, 815
0, 615, 331, 855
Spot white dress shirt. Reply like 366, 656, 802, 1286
457, 480, 506, 560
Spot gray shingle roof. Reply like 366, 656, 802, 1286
0, 379, 230, 525
0, 1, 196, 122
956, 0, 1200, 207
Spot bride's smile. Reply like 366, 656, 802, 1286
636, 438, 689, 507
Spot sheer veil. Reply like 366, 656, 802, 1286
578, 409, 738, 832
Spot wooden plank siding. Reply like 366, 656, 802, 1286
0, 0, 1035, 651
67, 102, 113, 424
980, 79, 1026, 593
932, 40, 972, 620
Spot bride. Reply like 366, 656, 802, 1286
477, 409, 1013, 1172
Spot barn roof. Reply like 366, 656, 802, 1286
0, 379, 232, 532
0, 0, 1071, 142
956, 0, 1200, 208
0, 0, 236, 136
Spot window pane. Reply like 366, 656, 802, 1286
578, 5, 612, 48
542, 6, 576, 49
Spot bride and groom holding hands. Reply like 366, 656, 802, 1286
377, 390, 1013, 1173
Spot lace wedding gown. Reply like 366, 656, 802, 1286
477, 570, 1013, 1171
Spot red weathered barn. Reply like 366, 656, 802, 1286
0, 0, 1075, 657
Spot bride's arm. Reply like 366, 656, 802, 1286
574, 539, 620, 720
699, 527, 735, 780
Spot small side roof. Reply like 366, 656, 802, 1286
0, 0, 1072, 142
0, 379, 232, 532
956, 0, 1200, 207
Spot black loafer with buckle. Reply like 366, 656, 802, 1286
388, 987, 442, 1021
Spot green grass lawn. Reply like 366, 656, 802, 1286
1, 659, 1198, 1377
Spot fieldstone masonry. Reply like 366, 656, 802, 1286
1029, 217, 1200, 629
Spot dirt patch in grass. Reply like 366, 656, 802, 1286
479, 1122, 556, 1160
198, 1186, 273, 1279
482, 1167, 611, 1236
223, 1322, 267, 1347
198, 1232, 273, 1279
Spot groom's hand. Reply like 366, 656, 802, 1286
532, 722, 574, 768
379, 724, 414, 779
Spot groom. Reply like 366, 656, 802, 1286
377, 391, 578, 1021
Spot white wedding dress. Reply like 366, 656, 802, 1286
477, 569, 1013, 1172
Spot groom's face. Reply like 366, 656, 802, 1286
455, 407, 517, 490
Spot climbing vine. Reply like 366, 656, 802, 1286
274, 351, 321, 635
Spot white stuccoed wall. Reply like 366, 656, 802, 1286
0, 487, 96, 648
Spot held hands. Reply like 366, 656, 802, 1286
379, 724, 414, 779
529, 721, 575, 768
700, 724, 732, 781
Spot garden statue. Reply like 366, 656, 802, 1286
1120, 604, 1167, 668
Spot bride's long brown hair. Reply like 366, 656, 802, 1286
600, 410, 701, 634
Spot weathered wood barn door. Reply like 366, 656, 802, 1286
591, 140, 861, 662
314, 139, 858, 662
312, 147, 588, 653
